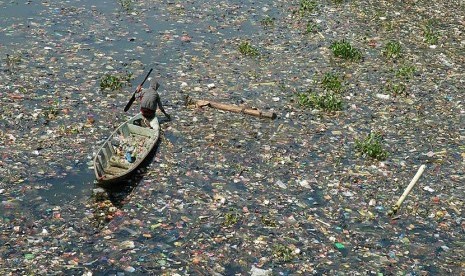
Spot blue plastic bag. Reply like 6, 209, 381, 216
125, 152, 135, 163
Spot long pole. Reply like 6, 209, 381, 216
389, 164, 426, 216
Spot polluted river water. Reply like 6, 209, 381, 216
1, 0, 464, 275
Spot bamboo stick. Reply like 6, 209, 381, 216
388, 164, 426, 216
187, 96, 277, 119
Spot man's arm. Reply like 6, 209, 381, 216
136, 85, 142, 99
156, 96, 171, 120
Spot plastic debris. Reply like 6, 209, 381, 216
250, 266, 273, 276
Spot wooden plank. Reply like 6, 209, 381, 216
102, 145, 110, 161
97, 154, 106, 169
121, 123, 130, 137
96, 161, 105, 178
105, 143, 115, 155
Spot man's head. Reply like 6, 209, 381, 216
149, 78, 160, 90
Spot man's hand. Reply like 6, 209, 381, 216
136, 85, 142, 93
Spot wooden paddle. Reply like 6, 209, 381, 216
124, 68, 153, 112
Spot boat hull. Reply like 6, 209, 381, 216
93, 113, 159, 187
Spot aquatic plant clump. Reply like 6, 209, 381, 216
383, 41, 402, 59
299, 0, 317, 15
260, 16, 275, 27
330, 40, 362, 61
396, 65, 416, 79
5, 53, 22, 66
99, 72, 133, 91
261, 215, 277, 227
238, 41, 260, 57
355, 132, 388, 160
272, 244, 294, 263
117, 0, 135, 13
423, 20, 440, 45
321, 72, 343, 93
385, 81, 407, 96
223, 211, 240, 227
297, 89, 343, 111
305, 21, 319, 34
43, 106, 59, 120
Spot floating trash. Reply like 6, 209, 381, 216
0, 0, 463, 275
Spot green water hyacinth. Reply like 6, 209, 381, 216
238, 41, 260, 57
383, 41, 402, 59
99, 72, 133, 91
355, 132, 388, 160
330, 40, 362, 61
298, 89, 343, 112
321, 72, 343, 93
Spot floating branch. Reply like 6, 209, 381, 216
186, 96, 277, 120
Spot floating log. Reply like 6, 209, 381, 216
186, 96, 277, 119
388, 164, 426, 216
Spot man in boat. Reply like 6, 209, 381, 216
135, 78, 171, 128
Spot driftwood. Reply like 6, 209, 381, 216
388, 164, 426, 216
186, 96, 277, 119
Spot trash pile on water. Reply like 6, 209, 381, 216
0, 0, 464, 275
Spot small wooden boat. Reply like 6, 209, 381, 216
93, 113, 159, 186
